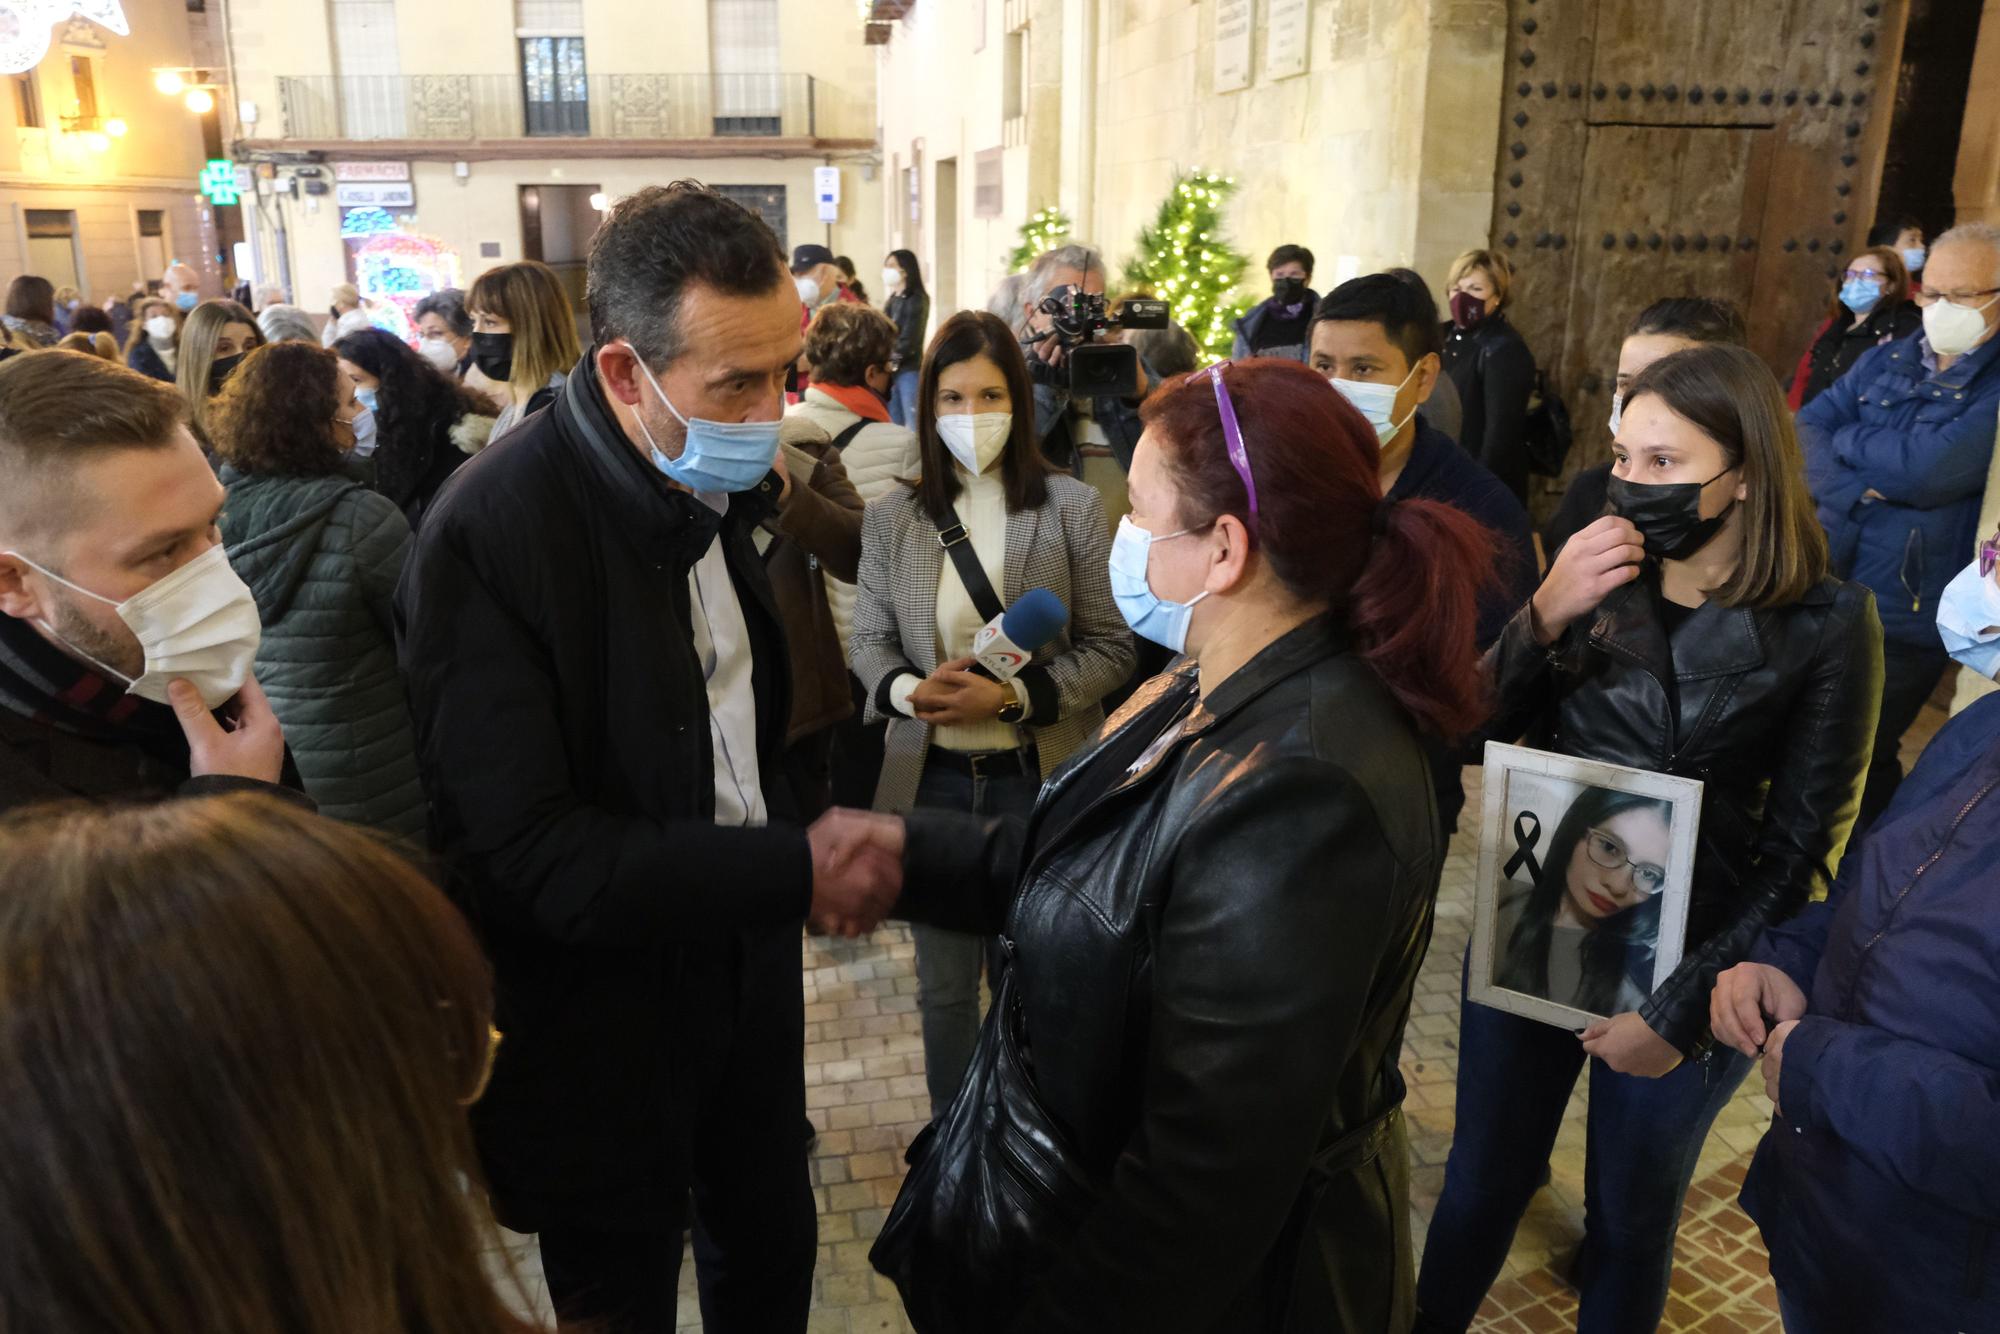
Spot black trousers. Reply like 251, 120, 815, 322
537, 928, 816, 1333
1854, 638, 1950, 841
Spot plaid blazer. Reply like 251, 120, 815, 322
849, 474, 1136, 814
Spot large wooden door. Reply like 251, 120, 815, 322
1488, 0, 1907, 508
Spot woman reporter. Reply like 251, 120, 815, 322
860, 356, 1500, 1332
1415, 344, 1883, 1333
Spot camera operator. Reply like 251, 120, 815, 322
1014, 245, 1157, 534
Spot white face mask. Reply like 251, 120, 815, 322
144, 315, 176, 341
881, 266, 903, 292
418, 337, 459, 373
795, 276, 822, 307
1328, 364, 1419, 446
936, 410, 1012, 474
1922, 293, 2000, 358
5, 544, 261, 708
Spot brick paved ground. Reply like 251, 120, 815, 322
493, 693, 1950, 1332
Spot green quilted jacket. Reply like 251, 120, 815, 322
218, 467, 426, 838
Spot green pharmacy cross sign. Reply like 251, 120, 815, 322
200, 159, 239, 206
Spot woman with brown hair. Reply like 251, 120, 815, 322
210, 340, 426, 836
863, 356, 1499, 1332
0, 794, 539, 1334
849, 309, 1134, 1120
1415, 343, 1883, 1333
2, 274, 61, 347
176, 297, 264, 444
468, 259, 582, 440
1788, 244, 1923, 409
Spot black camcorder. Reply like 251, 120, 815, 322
1029, 286, 1171, 399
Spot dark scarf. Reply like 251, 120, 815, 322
0, 611, 193, 770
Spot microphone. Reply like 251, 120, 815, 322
970, 587, 1069, 682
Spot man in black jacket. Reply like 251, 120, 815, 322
0, 351, 294, 811
396, 182, 896, 1334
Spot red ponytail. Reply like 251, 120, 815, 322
1142, 357, 1499, 739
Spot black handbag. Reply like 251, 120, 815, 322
1523, 368, 1574, 477
869, 962, 1102, 1334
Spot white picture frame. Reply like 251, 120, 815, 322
1469, 742, 1704, 1030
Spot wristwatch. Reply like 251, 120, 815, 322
996, 690, 1026, 724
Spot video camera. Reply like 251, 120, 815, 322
1029, 285, 1171, 399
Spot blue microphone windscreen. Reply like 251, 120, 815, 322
1001, 587, 1069, 651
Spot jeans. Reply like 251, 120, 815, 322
888, 368, 921, 427
1854, 638, 1949, 840
1413, 973, 1753, 1333
911, 748, 1040, 1118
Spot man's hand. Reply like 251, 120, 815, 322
1529, 514, 1646, 645
908, 658, 1009, 727
1711, 962, 1810, 1058
1762, 1019, 1801, 1117
171, 674, 285, 785
807, 808, 905, 937
1579, 1010, 1683, 1077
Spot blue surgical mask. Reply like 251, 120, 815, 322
337, 403, 378, 459
1937, 558, 2000, 680
1902, 246, 1926, 275
175, 291, 198, 312
1839, 277, 1882, 314
626, 344, 780, 494
1107, 515, 1208, 653
1328, 363, 1419, 445
355, 386, 379, 413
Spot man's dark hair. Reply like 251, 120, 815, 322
1867, 216, 1923, 248
68, 305, 114, 336
413, 288, 473, 339
1266, 244, 1315, 277
1313, 273, 1441, 368
1626, 296, 1748, 346
586, 181, 788, 367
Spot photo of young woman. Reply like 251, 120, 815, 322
1493, 787, 1675, 1017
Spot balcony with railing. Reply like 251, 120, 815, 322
268, 72, 872, 149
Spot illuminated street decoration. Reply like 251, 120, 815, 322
198, 158, 238, 205
0, 0, 128, 75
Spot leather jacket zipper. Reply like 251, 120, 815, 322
1837, 775, 1998, 1017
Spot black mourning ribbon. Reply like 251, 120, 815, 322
1503, 811, 1543, 883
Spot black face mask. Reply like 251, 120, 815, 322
1606, 469, 1737, 561
1272, 276, 1307, 306
471, 331, 514, 383
207, 352, 245, 393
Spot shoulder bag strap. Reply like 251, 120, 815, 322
934, 502, 1006, 624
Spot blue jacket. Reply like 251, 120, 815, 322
1740, 691, 2000, 1330
1797, 331, 2000, 648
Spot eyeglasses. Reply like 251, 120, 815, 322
1840, 269, 1885, 283
1583, 827, 1666, 897
1189, 361, 1260, 532
1914, 287, 2000, 308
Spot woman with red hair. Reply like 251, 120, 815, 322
860, 356, 1500, 1332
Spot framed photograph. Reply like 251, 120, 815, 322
1468, 742, 1704, 1030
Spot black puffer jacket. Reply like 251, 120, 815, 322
1439, 311, 1536, 502
1484, 573, 1883, 1052
895, 615, 1442, 1333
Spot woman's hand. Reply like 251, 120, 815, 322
908, 657, 1010, 727
1530, 515, 1646, 645
1579, 1010, 1683, 1077
1710, 961, 1809, 1058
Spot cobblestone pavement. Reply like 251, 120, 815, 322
497, 698, 1950, 1333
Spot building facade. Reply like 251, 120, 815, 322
0, 0, 211, 302
224, 0, 882, 335
873, 0, 1506, 329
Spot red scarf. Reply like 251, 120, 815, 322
810, 380, 891, 424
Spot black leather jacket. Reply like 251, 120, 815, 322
898, 616, 1442, 1333
1485, 573, 1882, 1052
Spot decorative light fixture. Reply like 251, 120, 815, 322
104, 116, 124, 136
153, 68, 184, 95
588, 191, 608, 212
0, 0, 129, 76
184, 87, 214, 114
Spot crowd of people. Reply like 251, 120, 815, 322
0, 187, 1995, 1334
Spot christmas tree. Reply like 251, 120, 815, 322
1008, 207, 1072, 273
1121, 169, 1250, 358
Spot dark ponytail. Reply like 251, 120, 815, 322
1142, 357, 1499, 739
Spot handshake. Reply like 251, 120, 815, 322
806, 807, 907, 937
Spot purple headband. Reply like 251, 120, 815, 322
1204, 362, 1260, 530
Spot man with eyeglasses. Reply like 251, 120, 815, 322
1798, 220, 2000, 837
